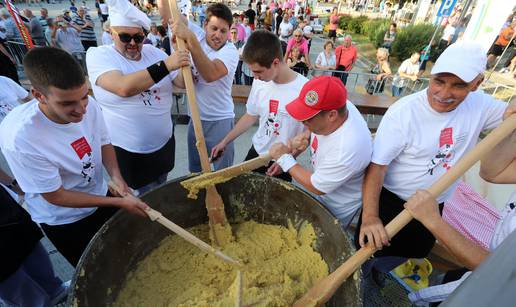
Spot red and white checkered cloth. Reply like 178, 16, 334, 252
443, 181, 501, 250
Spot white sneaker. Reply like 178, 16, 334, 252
50, 280, 71, 306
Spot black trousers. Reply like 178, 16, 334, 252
244, 145, 292, 182
41, 206, 118, 267
354, 187, 444, 259
114, 135, 175, 190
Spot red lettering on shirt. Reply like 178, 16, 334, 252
439, 127, 453, 147
269, 100, 279, 114
311, 135, 318, 153
71, 137, 92, 159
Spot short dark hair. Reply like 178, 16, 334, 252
206, 3, 233, 27
157, 25, 167, 37
23, 47, 85, 94
242, 30, 282, 68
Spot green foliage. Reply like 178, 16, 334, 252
349, 16, 369, 34
390, 23, 442, 61
338, 15, 353, 30
363, 18, 390, 47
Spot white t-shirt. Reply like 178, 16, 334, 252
315, 51, 336, 76
0, 76, 28, 121
392, 58, 419, 87
279, 21, 293, 41
191, 39, 239, 121
86, 44, 178, 153
246, 74, 308, 155
442, 24, 456, 41
490, 191, 516, 250
101, 31, 113, 45
147, 32, 160, 47
0, 98, 110, 225
99, 3, 109, 15
243, 25, 252, 41
310, 102, 372, 226
372, 89, 506, 203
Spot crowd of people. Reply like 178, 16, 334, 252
0, 0, 515, 306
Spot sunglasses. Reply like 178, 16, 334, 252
115, 32, 145, 44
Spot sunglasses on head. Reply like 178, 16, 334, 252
116, 32, 145, 43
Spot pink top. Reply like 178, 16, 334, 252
269, 1, 276, 10
286, 37, 309, 57
329, 14, 339, 31
283, 2, 292, 9
235, 23, 246, 41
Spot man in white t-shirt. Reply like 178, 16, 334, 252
279, 13, 293, 42
86, 0, 190, 194
169, 3, 239, 172
404, 110, 515, 305
391, 51, 420, 97
356, 42, 514, 273
0, 47, 149, 267
210, 30, 307, 181
269, 76, 372, 227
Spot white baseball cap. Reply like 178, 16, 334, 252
431, 41, 486, 82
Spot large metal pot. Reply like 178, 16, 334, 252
68, 173, 362, 306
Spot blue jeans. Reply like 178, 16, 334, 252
392, 85, 403, 97
0, 242, 64, 307
187, 118, 235, 173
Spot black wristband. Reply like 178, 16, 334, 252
147, 61, 170, 84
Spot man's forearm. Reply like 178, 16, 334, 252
362, 163, 387, 218
42, 187, 121, 209
187, 35, 226, 82
480, 131, 516, 183
98, 68, 165, 97
425, 218, 489, 270
101, 144, 123, 179
288, 165, 323, 195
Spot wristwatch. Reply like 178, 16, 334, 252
7, 179, 18, 190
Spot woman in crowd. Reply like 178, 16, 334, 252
157, 25, 170, 55
328, 6, 338, 43
382, 22, 396, 51
367, 47, 391, 94
287, 46, 308, 76
315, 40, 336, 76
146, 22, 161, 47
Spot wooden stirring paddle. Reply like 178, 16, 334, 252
108, 181, 241, 267
166, 0, 231, 246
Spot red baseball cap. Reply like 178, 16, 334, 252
286, 76, 347, 121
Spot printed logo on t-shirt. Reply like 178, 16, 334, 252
427, 127, 455, 175
140, 88, 161, 106
265, 100, 281, 137
310, 135, 318, 166
0, 103, 14, 119
71, 137, 95, 183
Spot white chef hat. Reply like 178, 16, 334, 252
107, 0, 151, 31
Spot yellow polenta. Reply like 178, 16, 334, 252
114, 221, 328, 306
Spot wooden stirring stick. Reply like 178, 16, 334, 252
181, 154, 272, 199
108, 181, 241, 267
166, 0, 231, 246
